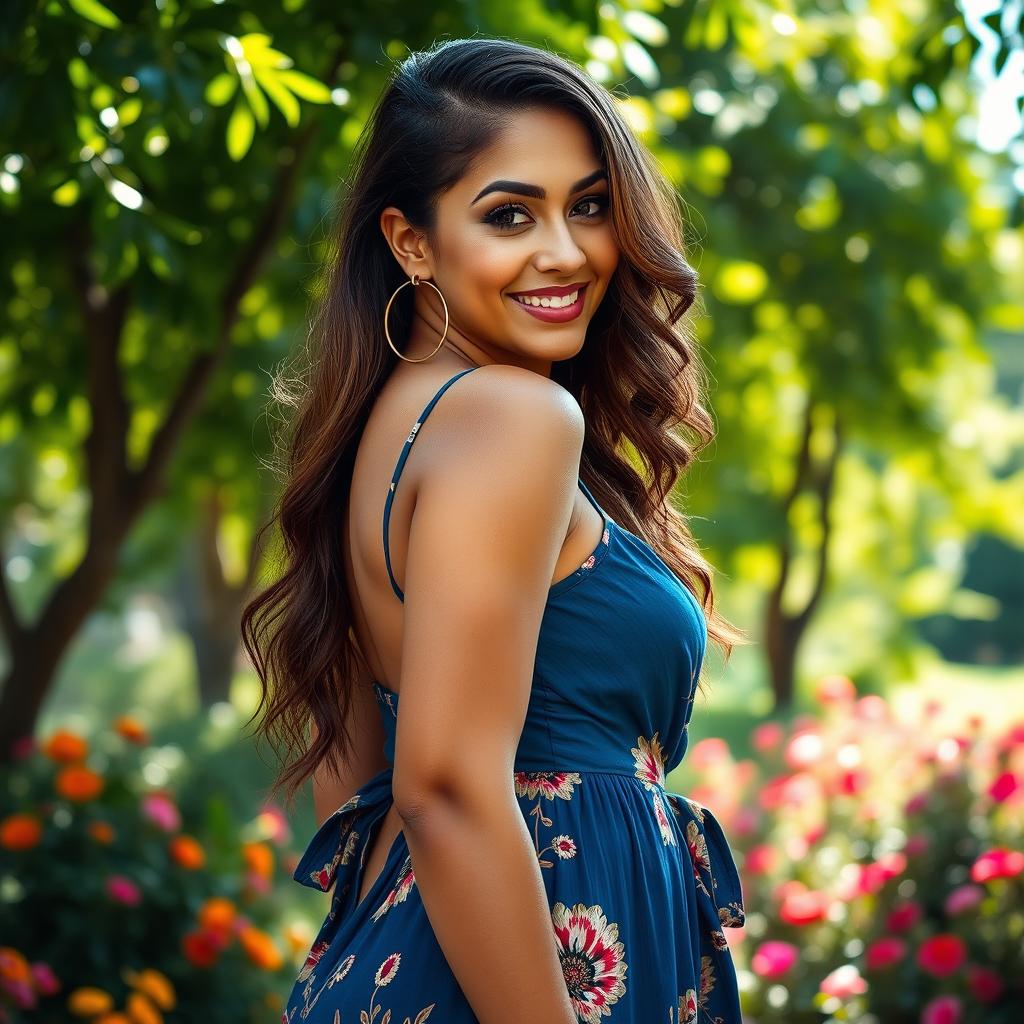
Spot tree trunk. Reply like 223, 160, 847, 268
763, 402, 843, 710
175, 492, 262, 708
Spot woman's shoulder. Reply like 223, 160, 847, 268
440, 362, 585, 443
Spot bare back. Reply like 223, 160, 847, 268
343, 361, 607, 698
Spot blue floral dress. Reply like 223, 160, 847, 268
283, 367, 745, 1023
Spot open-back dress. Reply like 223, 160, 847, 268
282, 366, 746, 1024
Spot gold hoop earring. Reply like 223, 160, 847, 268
384, 273, 449, 363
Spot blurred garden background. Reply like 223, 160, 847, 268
1, 0, 1023, 1021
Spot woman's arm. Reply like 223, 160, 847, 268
391, 364, 582, 1024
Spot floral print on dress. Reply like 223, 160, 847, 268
667, 988, 697, 1023
515, 771, 581, 868
283, 951, 355, 1021
370, 854, 416, 922
631, 734, 676, 846
552, 902, 628, 1022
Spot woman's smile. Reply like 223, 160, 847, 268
507, 282, 589, 323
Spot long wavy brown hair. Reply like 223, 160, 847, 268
241, 37, 749, 810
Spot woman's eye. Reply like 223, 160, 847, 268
483, 195, 609, 232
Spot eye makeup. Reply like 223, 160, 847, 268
482, 194, 610, 232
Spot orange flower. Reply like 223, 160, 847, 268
68, 986, 114, 1016
237, 925, 283, 971
125, 991, 162, 1024
0, 946, 32, 984
0, 813, 43, 851
89, 821, 116, 844
168, 835, 205, 870
114, 716, 150, 746
96, 1015, 132, 1024
242, 841, 274, 878
122, 968, 175, 1011
43, 729, 88, 763
55, 765, 104, 802
198, 897, 236, 936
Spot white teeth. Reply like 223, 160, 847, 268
514, 289, 580, 308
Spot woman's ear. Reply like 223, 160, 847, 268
380, 206, 433, 280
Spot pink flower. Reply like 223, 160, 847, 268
944, 884, 984, 916
886, 901, 922, 934
855, 695, 888, 721
30, 962, 60, 996
971, 847, 1024, 883
819, 964, 867, 999
256, 804, 292, 845
752, 722, 784, 753
106, 874, 142, 906
744, 844, 778, 876
966, 964, 1004, 1003
865, 937, 906, 970
140, 792, 181, 833
813, 674, 857, 704
905, 834, 929, 856
904, 791, 930, 816
4, 980, 36, 1009
987, 771, 1019, 803
689, 737, 730, 771
751, 941, 799, 980
920, 994, 962, 1024
916, 934, 967, 977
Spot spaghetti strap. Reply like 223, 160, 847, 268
382, 366, 605, 603
383, 367, 479, 601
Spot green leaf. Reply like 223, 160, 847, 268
226, 100, 254, 161
239, 75, 269, 129
205, 72, 237, 107
277, 69, 331, 103
254, 69, 300, 127
66, 0, 121, 28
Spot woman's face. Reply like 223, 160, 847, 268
382, 105, 620, 375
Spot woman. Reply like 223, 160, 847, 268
242, 36, 749, 1024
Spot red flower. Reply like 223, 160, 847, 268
777, 883, 830, 926
885, 901, 922, 934
966, 964, 1004, 1003
865, 937, 906, 970
986, 771, 1018, 803
916, 934, 967, 977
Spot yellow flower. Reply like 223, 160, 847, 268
68, 986, 114, 1016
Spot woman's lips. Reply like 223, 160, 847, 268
508, 283, 589, 323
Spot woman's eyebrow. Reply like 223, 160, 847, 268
470, 167, 608, 206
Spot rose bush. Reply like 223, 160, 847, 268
674, 675, 1023, 1023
